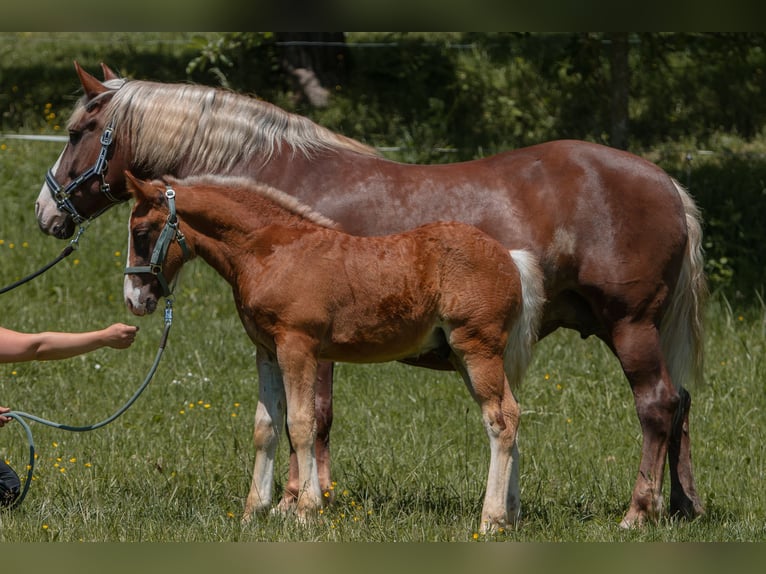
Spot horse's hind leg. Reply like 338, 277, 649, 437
278, 361, 334, 511
612, 320, 680, 528
668, 386, 704, 519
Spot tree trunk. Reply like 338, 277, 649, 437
609, 33, 630, 150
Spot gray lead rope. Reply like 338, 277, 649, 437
0, 225, 87, 295
3, 298, 174, 510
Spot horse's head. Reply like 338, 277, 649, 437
35, 62, 130, 239
123, 171, 191, 316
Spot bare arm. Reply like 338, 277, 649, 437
0, 406, 10, 427
0, 323, 139, 363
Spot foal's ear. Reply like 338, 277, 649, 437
124, 170, 155, 201
74, 61, 110, 102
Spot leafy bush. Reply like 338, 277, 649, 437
654, 138, 766, 298
3, 32, 765, 297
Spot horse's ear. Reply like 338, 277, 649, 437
100, 62, 120, 82
74, 61, 109, 101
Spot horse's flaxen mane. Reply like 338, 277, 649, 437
79, 79, 379, 175
165, 174, 341, 230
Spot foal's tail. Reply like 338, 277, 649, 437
505, 249, 546, 389
660, 178, 708, 390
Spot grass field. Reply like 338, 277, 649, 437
0, 137, 765, 543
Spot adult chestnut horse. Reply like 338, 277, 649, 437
122, 172, 544, 531
35, 63, 706, 527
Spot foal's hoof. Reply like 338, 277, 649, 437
619, 508, 655, 529
479, 515, 515, 535
273, 498, 296, 517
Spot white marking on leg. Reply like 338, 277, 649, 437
480, 409, 516, 533
244, 352, 285, 521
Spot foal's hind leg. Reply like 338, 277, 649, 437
279, 361, 334, 511
612, 321, 680, 528
456, 354, 521, 533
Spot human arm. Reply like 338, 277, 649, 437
0, 406, 10, 427
0, 323, 139, 363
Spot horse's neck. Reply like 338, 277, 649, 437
252, 147, 390, 204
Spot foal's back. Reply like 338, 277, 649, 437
247, 219, 523, 365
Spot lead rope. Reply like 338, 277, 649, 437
0, 225, 88, 295
2, 298, 174, 510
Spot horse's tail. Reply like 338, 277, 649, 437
660, 178, 708, 390
505, 249, 546, 388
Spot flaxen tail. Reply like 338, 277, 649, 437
661, 178, 708, 390
505, 249, 546, 388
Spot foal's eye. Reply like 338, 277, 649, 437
68, 131, 82, 145
133, 230, 151, 258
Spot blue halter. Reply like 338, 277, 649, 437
44, 117, 123, 224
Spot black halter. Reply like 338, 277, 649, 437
124, 185, 191, 298
44, 117, 123, 224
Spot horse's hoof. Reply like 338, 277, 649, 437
669, 493, 704, 521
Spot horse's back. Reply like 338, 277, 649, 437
338, 140, 686, 258
378, 140, 691, 336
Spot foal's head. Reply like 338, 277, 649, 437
123, 172, 189, 316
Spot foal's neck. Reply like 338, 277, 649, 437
174, 182, 328, 276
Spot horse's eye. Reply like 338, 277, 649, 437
68, 131, 82, 145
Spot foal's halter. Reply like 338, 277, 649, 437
124, 186, 191, 297
44, 117, 124, 224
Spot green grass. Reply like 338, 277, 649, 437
1, 138, 765, 542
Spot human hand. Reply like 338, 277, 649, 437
0, 406, 12, 428
103, 323, 139, 349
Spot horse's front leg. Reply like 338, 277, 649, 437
277, 335, 324, 520
279, 361, 334, 510
243, 349, 286, 522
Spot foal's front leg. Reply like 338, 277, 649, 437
243, 350, 286, 522
280, 361, 335, 510
277, 335, 324, 519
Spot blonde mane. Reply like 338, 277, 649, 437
163, 174, 341, 230
71, 79, 378, 175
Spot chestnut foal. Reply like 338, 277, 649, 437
123, 172, 544, 531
